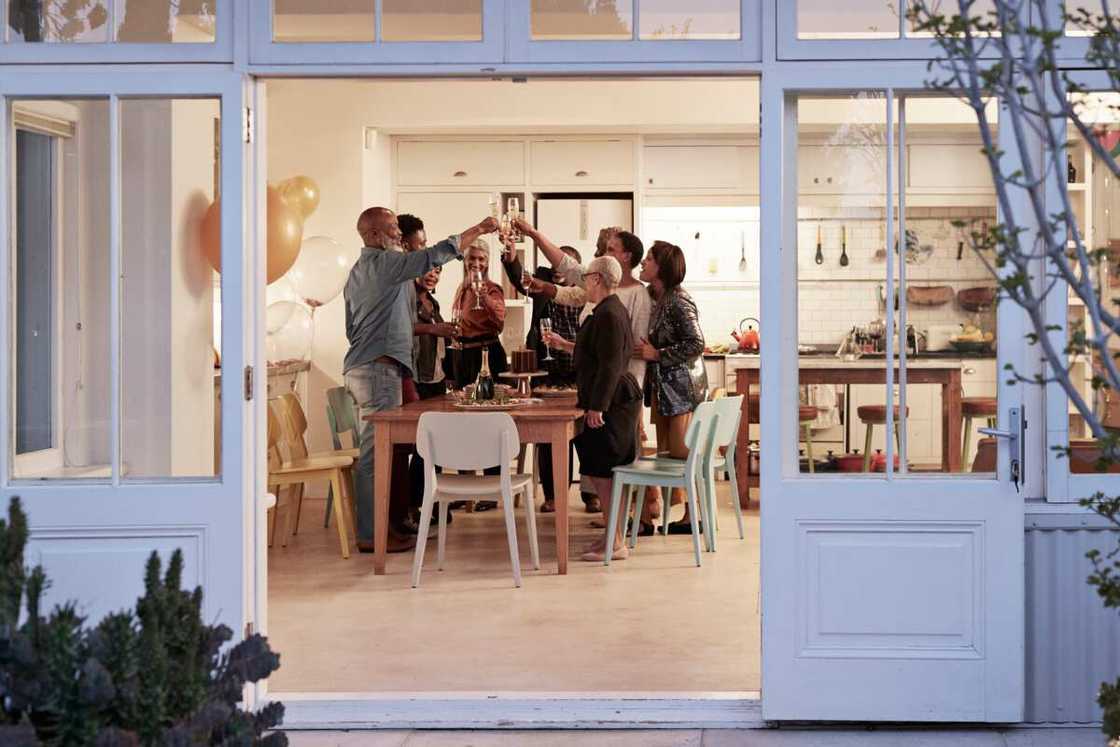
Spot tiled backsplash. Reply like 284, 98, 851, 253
683, 208, 999, 348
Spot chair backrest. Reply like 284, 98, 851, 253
709, 394, 744, 450
278, 393, 310, 459
266, 403, 284, 471
416, 412, 519, 473
681, 401, 717, 477
326, 386, 360, 450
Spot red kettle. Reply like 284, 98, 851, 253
737, 317, 760, 353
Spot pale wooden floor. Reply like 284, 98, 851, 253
267, 483, 760, 693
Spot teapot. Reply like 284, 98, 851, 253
737, 317, 760, 353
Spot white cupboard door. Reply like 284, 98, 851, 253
761, 90, 1025, 723
396, 140, 525, 187
530, 140, 634, 186
0, 72, 252, 640
643, 144, 759, 192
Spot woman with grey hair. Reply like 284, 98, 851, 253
447, 238, 508, 390
543, 255, 642, 562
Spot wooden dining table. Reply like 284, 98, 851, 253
365, 393, 583, 576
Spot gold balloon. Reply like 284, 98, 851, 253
279, 175, 321, 219
198, 185, 304, 284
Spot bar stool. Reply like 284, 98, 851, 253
961, 397, 997, 471
799, 405, 819, 473
857, 405, 907, 472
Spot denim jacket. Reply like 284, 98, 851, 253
644, 288, 708, 417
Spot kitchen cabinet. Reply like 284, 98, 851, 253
907, 143, 991, 191
643, 145, 758, 192
530, 139, 634, 186
396, 140, 525, 186
798, 144, 887, 194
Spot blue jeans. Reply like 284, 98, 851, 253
344, 360, 402, 543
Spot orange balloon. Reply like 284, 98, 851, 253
198, 185, 304, 284
279, 175, 321, 219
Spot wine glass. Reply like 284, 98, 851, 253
540, 317, 555, 362
470, 270, 484, 310
521, 268, 533, 294
449, 305, 462, 350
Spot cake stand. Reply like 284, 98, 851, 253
499, 371, 547, 397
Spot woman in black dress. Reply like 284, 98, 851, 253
543, 255, 642, 562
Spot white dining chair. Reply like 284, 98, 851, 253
412, 411, 540, 588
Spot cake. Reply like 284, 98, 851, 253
510, 349, 538, 374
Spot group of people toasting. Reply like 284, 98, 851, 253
342, 204, 707, 562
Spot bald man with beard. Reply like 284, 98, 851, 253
343, 207, 497, 553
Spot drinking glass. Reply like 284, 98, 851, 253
540, 317, 555, 361
449, 306, 462, 350
470, 270, 484, 310
521, 268, 533, 293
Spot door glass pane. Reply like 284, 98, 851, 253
797, 0, 900, 39
273, 0, 375, 43
901, 96, 999, 476
1065, 0, 1100, 36
115, 0, 217, 43
906, 0, 997, 37
12, 100, 111, 480
1065, 92, 1120, 473
382, 0, 482, 41
796, 93, 891, 477
8, 0, 111, 42
638, 0, 740, 40
120, 98, 221, 479
531, 0, 634, 40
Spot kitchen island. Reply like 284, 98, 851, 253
735, 358, 965, 491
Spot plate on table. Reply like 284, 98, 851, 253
452, 398, 530, 411
534, 385, 577, 398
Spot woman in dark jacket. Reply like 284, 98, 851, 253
543, 256, 641, 562
637, 240, 708, 533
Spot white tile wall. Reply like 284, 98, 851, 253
681, 209, 998, 348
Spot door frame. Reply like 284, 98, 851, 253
0, 67, 255, 642
758, 63, 1031, 722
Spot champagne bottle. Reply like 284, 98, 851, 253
473, 347, 495, 401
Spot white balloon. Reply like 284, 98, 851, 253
265, 301, 313, 364
286, 235, 353, 308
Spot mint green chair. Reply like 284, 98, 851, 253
324, 386, 361, 528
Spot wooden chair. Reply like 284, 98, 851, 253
324, 386, 361, 527
277, 392, 357, 536
267, 401, 356, 559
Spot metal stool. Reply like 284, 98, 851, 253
799, 405, 819, 473
961, 397, 997, 471
857, 405, 907, 472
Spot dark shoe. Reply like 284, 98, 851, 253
666, 519, 702, 536
583, 496, 602, 513
474, 500, 498, 512
356, 533, 416, 554
540, 500, 556, 514
632, 519, 656, 537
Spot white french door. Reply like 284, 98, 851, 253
759, 73, 1026, 722
0, 70, 255, 643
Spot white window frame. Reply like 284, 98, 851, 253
248, 0, 505, 66
1043, 68, 1120, 503
507, 0, 761, 64
10, 117, 65, 477
0, 0, 233, 63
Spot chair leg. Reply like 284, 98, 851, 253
803, 424, 815, 474
292, 483, 305, 535
323, 485, 333, 528
515, 444, 527, 508
725, 452, 745, 540
862, 424, 874, 472
661, 486, 672, 535
411, 490, 436, 588
523, 485, 540, 570
962, 415, 974, 472
628, 486, 642, 549
700, 470, 715, 553
684, 479, 703, 568
279, 487, 296, 547
605, 477, 626, 567
342, 466, 358, 538
501, 486, 522, 588
621, 485, 636, 549
267, 506, 275, 548
437, 498, 449, 571
327, 471, 351, 559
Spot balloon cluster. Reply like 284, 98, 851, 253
200, 175, 357, 365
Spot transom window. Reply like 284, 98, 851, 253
530, 0, 741, 41
271, 0, 483, 44
6, 0, 217, 44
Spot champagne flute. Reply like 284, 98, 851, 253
470, 269, 484, 310
521, 267, 533, 294
540, 317, 555, 362
449, 304, 462, 350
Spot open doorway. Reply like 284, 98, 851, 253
257, 77, 762, 694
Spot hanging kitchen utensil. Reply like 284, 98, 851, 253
839, 224, 850, 267
957, 239, 965, 260
958, 286, 997, 312
815, 223, 824, 265
738, 229, 748, 272
906, 285, 954, 306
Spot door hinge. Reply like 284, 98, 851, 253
245, 621, 254, 638
243, 365, 254, 401
242, 107, 254, 144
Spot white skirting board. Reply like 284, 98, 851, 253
271, 692, 764, 730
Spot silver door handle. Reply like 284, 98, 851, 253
977, 406, 1025, 490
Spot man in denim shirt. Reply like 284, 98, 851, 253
343, 207, 497, 553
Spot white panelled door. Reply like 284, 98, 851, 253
1, 71, 253, 642
758, 85, 1025, 722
